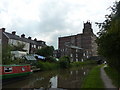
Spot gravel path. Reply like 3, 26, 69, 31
100, 65, 117, 88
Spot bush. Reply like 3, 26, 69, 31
36, 61, 59, 71
59, 56, 70, 68
46, 57, 57, 63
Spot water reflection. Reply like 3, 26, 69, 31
50, 76, 58, 88
3, 66, 93, 88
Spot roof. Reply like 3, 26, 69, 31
25, 55, 37, 61
66, 45, 83, 50
3, 32, 46, 46
59, 33, 83, 39
0, 64, 30, 66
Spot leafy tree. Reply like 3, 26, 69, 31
2, 42, 26, 64
11, 42, 27, 51
2, 45, 13, 64
96, 1, 120, 71
59, 56, 70, 68
36, 46, 54, 57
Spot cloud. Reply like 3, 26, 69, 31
0, 0, 116, 49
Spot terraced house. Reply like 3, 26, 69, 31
0, 28, 46, 58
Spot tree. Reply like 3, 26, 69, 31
2, 42, 27, 65
96, 1, 120, 71
36, 46, 54, 57
59, 56, 70, 68
11, 42, 26, 51
2, 45, 13, 64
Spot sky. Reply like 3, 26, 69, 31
0, 0, 119, 49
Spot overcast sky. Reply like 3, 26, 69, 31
0, 0, 119, 49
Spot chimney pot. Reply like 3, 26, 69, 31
12, 31, 16, 35
34, 38, 37, 41
0, 28, 5, 32
28, 36, 31, 39
21, 34, 25, 38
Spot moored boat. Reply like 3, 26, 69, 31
0, 64, 32, 79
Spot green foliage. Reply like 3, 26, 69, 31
70, 60, 96, 67
36, 46, 54, 57
81, 65, 104, 88
2, 44, 26, 65
2, 45, 13, 64
46, 56, 57, 63
104, 66, 120, 87
36, 61, 59, 71
59, 56, 70, 68
11, 42, 27, 51
96, 1, 120, 71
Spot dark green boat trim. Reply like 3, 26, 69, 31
1, 72, 32, 79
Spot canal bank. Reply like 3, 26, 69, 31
81, 64, 118, 89
81, 65, 105, 88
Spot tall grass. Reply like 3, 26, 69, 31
36, 60, 97, 71
36, 61, 60, 71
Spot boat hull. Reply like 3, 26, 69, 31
0, 64, 32, 80
2, 72, 32, 79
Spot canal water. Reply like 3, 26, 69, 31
3, 66, 93, 88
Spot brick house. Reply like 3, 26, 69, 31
58, 21, 97, 62
0, 28, 46, 55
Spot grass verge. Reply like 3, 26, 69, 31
70, 60, 96, 67
81, 65, 105, 88
104, 66, 120, 87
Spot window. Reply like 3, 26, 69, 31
34, 45, 36, 48
22, 67, 25, 71
83, 53, 86, 56
70, 54, 73, 57
76, 54, 78, 57
76, 58, 78, 62
4, 67, 12, 73
39, 46, 42, 49
76, 49, 78, 52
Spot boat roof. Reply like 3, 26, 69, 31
0, 64, 31, 66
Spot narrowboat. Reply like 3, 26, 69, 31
0, 64, 32, 79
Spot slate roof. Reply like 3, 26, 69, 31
3, 32, 46, 46
65, 44, 83, 50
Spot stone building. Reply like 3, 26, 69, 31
58, 21, 97, 62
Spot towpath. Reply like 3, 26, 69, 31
100, 65, 117, 89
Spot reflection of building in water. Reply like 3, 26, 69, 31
49, 76, 58, 88
57, 70, 84, 88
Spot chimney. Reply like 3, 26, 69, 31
21, 34, 25, 38
28, 36, 31, 40
12, 31, 16, 35
34, 38, 37, 41
0, 28, 5, 32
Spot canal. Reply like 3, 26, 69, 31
3, 65, 94, 88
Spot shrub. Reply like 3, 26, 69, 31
59, 56, 70, 68
36, 61, 59, 71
